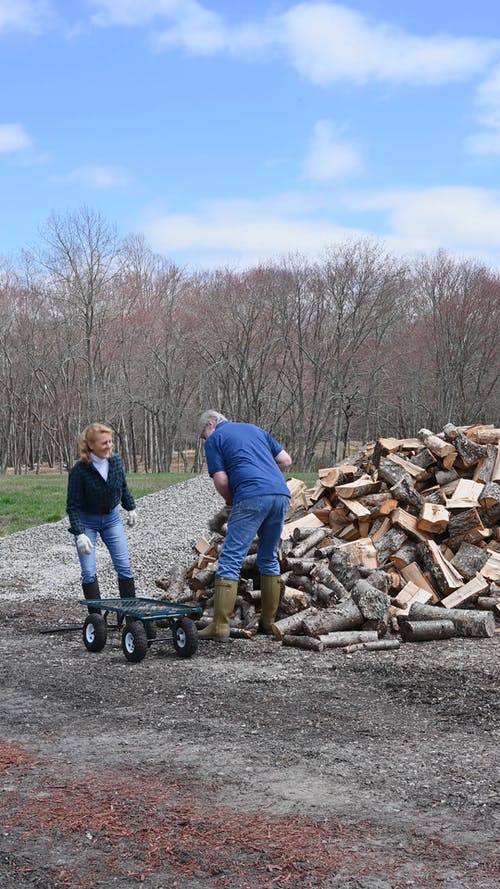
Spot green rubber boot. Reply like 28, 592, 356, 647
259, 575, 281, 634
198, 578, 238, 641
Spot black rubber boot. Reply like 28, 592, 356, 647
118, 576, 136, 627
118, 576, 136, 600
82, 579, 101, 615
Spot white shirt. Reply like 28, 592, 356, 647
91, 453, 109, 481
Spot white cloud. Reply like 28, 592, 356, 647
140, 193, 361, 265
278, 4, 500, 86
89, 1, 500, 85
0, 0, 53, 33
0, 123, 32, 152
52, 164, 129, 188
304, 120, 362, 181
467, 64, 500, 155
349, 185, 500, 251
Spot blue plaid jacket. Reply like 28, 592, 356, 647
66, 454, 135, 535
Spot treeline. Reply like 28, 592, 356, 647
1, 206, 499, 474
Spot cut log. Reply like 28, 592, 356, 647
300, 598, 364, 637
318, 630, 379, 648
318, 464, 358, 488
400, 619, 456, 642
418, 428, 457, 461
407, 602, 496, 638
440, 574, 489, 609
473, 446, 499, 484
476, 428, 500, 445
282, 634, 324, 651
291, 526, 334, 558
328, 549, 361, 591
343, 638, 401, 653
370, 516, 393, 544
410, 448, 436, 470
310, 562, 350, 600
386, 452, 429, 480
377, 458, 407, 487
271, 607, 318, 639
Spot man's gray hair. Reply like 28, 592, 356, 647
198, 410, 228, 434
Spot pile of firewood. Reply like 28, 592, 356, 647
156, 423, 500, 652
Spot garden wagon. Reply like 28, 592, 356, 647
80, 596, 203, 663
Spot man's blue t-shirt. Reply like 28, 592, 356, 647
204, 421, 290, 503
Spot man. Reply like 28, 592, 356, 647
198, 410, 292, 640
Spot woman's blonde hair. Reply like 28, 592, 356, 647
79, 423, 113, 463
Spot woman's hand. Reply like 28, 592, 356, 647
76, 533, 93, 555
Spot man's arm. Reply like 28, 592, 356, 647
275, 449, 292, 472
212, 471, 233, 506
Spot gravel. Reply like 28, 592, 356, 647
0, 474, 223, 603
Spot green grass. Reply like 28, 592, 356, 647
0, 470, 318, 537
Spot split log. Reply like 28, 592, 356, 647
447, 508, 485, 550
473, 446, 499, 484
478, 482, 500, 510
401, 562, 440, 601
446, 479, 484, 509
377, 458, 407, 487
450, 542, 489, 580
390, 475, 425, 512
440, 574, 489, 609
410, 448, 436, 470
282, 634, 324, 651
390, 541, 419, 569
443, 423, 488, 467
334, 474, 382, 499
300, 598, 364, 638
374, 527, 408, 564
391, 507, 431, 542
400, 619, 456, 642
336, 538, 378, 569
416, 541, 463, 596
417, 503, 450, 535
187, 563, 217, 592
318, 630, 379, 648
408, 602, 496, 638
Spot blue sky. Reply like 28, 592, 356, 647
2, 0, 500, 271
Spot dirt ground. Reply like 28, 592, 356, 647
1, 592, 499, 889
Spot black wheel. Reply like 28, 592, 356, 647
82, 614, 107, 652
121, 620, 148, 663
143, 620, 157, 646
172, 618, 198, 658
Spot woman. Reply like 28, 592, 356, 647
66, 423, 137, 612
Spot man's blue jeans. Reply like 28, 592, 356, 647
216, 494, 290, 581
75, 507, 133, 584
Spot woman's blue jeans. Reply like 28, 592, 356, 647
216, 494, 290, 581
75, 507, 133, 584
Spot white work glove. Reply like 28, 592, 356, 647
76, 533, 93, 555
126, 509, 137, 528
